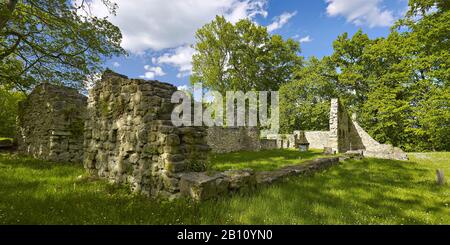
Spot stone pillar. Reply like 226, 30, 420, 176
17, 83, 87, 163
326, 98, 339, 153
83, 70, 209, 199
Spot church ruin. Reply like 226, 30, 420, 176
17, 83, 87, 163
16, 70, 408, 200
83, 71, 210, 198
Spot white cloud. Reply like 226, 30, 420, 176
112, 62, 120, 67
299, 35, 312, 43
139, 66, 166, 80
325, 0, 395, 27
78, 0, 268, 54
266, 11, 297, 32
156, 45, 196, 78
177, 85, 189, 91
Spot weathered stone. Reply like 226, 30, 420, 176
83, 70, 210, 199
17, 83, 86, 163
223, 169, 256, 190
206, 127, 261, 153
256, 157, 340, 185
179, 172, 229, 201
165, 161, 186, 173
166, 134, 180, 146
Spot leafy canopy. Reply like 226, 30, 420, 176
0, 0, 125, 90
191, 16, 302, 93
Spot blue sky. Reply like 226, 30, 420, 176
87, 0, 409, 89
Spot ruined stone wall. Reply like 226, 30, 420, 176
352, 118, 408, 160
324, 98, 406, 160
17, 84, 86, 163
266, 134, 297, 149
325, 98, 365, 153
326, 98, 350, 153
294, 131, 329, 150
83, 71, 209, 198
206, 127, 261, 153
260, 139, 277, 150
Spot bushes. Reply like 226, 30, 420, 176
0, 87, 25, 137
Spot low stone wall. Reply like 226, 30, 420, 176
260, 139, 277, 150
179, 157, 340, 201
206, 127, 260, 153
17, 83, 87, 163
83, 71, 210, 199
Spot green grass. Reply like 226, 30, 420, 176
209, 149, 329, 171
0, 137, 12, 142
0, 152, 449, 224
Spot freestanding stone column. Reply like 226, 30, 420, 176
17, 83, 87, 163
326, 98, 351, 153
83, 70, 209, 199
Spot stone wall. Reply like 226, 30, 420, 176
83, 71, 210, 198
295, 131, 329, 150
180, 157, 341, 201
17, 83, 86, 163
206, 127, 260, 153
325, 98, 407, 160
352, 118, 408, 160
325, 98, 365, 153
266, 134, 297, 149
260, 139, 277, 150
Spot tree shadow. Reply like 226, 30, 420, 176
203, 158, 446, 224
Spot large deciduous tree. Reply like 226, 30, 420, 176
280, 0, 450, 151
191, 15, 302, 93
0, 0, 125, 90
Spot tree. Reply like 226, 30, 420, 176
0, 0, 125, 90
279, 56, 337, 133
0, 86, 24, 137
191, 16, 302, 93
329, 30, 374, 113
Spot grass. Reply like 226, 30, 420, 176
209, 149, 330, 171
0, 137, 13, 142
0, 152, 449, 224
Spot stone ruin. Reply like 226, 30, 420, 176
206, 127, 261, 153
83, 71, 209, 198
17, 83, 86, 163
268, 98, 408, 160
15, 71, 408, 200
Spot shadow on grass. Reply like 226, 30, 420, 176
0, 153, 81, 171
1, 152, 448, 224
199, 158, 448, 224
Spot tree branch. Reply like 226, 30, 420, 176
0, 0, 18, 30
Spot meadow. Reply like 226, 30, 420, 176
0, 151, 448, 224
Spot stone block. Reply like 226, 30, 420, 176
223, 169, 256, 190
179, 172, 229, 201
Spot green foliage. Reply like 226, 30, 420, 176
0, 87, 24, 137
280, 0, 450, 151
191, 16, 302, 93
0, 152, 448, 224
279, 57, 336, 133
0, 0, 125, 90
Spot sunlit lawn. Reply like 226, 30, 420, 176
209, 149, 329, 171
0, 152, 448, 224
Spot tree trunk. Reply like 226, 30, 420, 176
0, 0, 18, 31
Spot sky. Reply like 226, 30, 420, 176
84, 0, 409, 89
